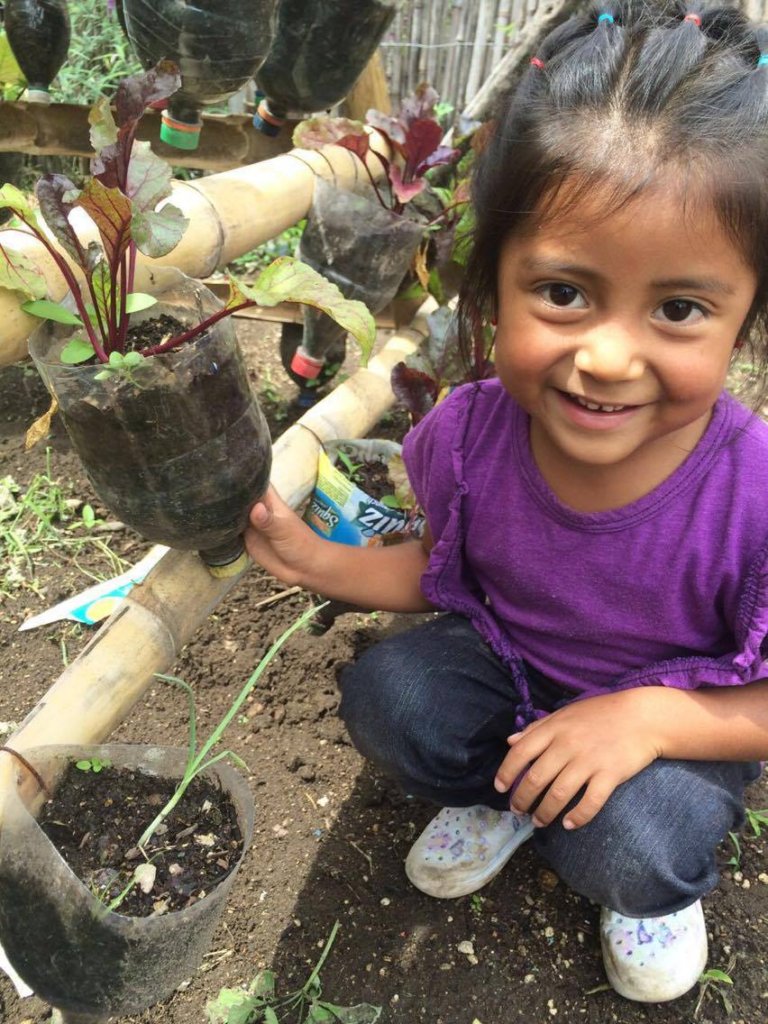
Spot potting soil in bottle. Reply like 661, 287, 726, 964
122, 0, 277, 149
4, 0, 70, 104
253, 0, 396, 135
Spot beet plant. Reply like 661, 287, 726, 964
0, 60, 375, 370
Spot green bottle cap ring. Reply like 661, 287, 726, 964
160, 112, 202, 150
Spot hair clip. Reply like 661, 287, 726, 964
598, 12, 614, 23
530, 56, 545, 69
683, 12, 702, 25
759, 53, 768, 66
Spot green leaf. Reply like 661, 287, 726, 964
82, 504, 96, 528
60, 337, 97, 365
75, 759, 93, 771
88, 95, 118, 154
125, 292, 158, 314
21, 299, 84, 326
308, 1005, 335, 1022
205, 988, 262, 1024
701, 969, 733, 984
0, 246, 48, 300
264, 1008, 279, 1024
108, 351, 126, 368
123, 351, 144, 368
131, 203, 188, 259
0, 183, 36, 220
248, 971, 276, 999
237, 257, 376, 365
0, 31, 25, 86
316, 1003, 382, 1023
126, 140, 175, 212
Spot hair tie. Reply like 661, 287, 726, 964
758, 53, 768, 67
530, 56, 545, 69
598, 12, 614, 23
684, 12, 702, 25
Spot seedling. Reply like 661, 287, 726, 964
695, 959, 736, 1019
138, 602, 325, 850
335, 449, 364, 484
726, 831, 742, 868
75, 757, 111, 773
206, 921, 381, 1024
746, 806, 768, 837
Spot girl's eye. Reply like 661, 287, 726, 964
537, 283, 587, 308
654, 299, 706, 325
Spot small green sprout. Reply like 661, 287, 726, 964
75, 757, 111, 773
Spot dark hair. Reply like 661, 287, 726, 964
458, 0, 768, 399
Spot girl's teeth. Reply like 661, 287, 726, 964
573, 394, 626, 413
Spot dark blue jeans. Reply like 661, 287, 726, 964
338, 614, 762, 916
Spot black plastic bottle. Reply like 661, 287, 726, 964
5, 0, 70, 104
253, 0, 396, 135
122, 0, 278, 150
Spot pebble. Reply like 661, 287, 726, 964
458, 941, 475, 956
524, 974, 536, 984
758, 873, 768, 884
538, 868, 560, 891
380, 897, 391, 906
733, 871, 744, 882
547, 998, 558, 1016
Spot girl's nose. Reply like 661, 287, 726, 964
573, 329, 645, 381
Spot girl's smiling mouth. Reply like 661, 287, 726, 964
555, 389, 645, 428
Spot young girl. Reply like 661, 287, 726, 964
245, 0, 768, 1004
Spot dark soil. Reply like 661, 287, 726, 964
0, 317, 766, 1024
37, 763, 244, 918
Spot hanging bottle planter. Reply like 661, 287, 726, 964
4, 0, 70, 104
121, 0, 278, 149
283, 178, 424, 400
253, 0, 397, 136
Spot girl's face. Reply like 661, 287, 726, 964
494, 184, 758, 507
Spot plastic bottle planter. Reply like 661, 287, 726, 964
122, 0, 277, 149
5, 0, 71, 104
285, 179, 424, 392
29, 272, 272, 575
253, 0, 397, 135
0, 744, 254, 1019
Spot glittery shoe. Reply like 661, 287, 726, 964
600, 900, 708, 1002
404, 805, 534, 898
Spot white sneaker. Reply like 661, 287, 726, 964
404, 805, 534, 898
600, 899, 708, 1002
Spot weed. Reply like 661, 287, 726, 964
746, 807, 768, 837
726, 831, 742, 868
335, 449, 364, 484
0, 452, 127, 600
470, 893, 485, 917
228, 222, 306, 277
695, 958, 736, 1019
206, 921, 381, 1024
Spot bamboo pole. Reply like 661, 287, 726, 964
0, 308, 433, 814
0, 134, 390, 367
464, 0, 494, 108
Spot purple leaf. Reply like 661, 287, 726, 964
402, 119, 443, 176
126, 139, 174, 212
415, 145, 461, 177
399, 84, 439, 126
293, 116, 367, 151
391, 361, 438, 423
36, 174, 87, 267
365, 108, 406, 152
131, 204, 188, 258
389, 165, 425, 204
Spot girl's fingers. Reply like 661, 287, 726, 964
495, 727, 552, 791
507, 746, 567, 815
527, 766, 586, 828
561, 772, 616, 830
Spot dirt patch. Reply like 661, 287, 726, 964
0, 317, 766, 1024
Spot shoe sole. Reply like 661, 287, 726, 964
405, 818, 535, 899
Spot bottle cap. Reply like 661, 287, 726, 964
290, 345, 325, 380
25, 88, 52, 104
160, 111, 202, 150
252, 99, 285, 137
204, 550, 250, 578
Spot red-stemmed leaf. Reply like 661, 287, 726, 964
389, 165, 425, 204
35, 174, 88, 267
125, 139, 174, 212
399, 83, 439, 126
402, 119, 443, 176
76, 179, 133, 269
415, 145, 461, 177
293, 116, 367, 150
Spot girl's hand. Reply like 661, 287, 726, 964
244, 485, 322, 587
493, 689, 664, 830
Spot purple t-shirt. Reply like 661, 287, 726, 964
403, 379, 768, 724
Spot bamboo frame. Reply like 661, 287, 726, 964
0, 309, 432, 815
0, 134, 390, 367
